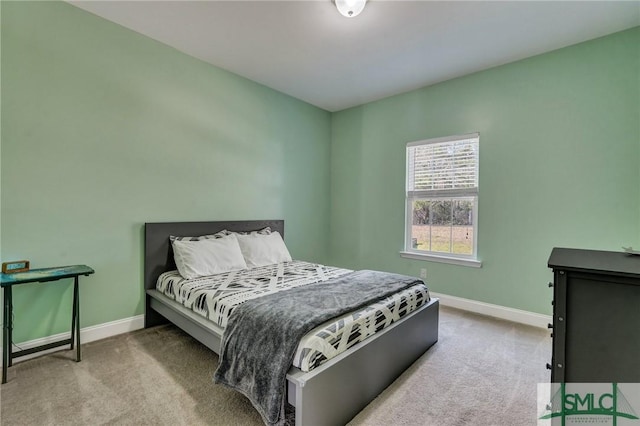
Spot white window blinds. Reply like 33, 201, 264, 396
407, 133, 479, 198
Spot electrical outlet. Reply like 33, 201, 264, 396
419, 268, 427, 279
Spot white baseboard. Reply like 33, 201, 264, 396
5, 314, 145, 362
5, 294, 549, 362
430, 292, 551, 329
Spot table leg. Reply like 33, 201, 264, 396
7, 286, 13, 368
3, 286, 11, 384
74, 277, 81, 362
71, 277, 78, 350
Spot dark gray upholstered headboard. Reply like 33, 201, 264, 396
144, 220, 284, 292
144, 220, 284, 328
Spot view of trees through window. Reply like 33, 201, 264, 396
406, 134, 478, 258
411, 198, 474, 254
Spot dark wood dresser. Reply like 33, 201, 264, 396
547, 248, 640, 383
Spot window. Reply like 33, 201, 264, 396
404, 133, 479, 264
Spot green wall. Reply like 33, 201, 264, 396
330, 27, 640, 315
1, 2, 332, 342
1, 2, 638, 343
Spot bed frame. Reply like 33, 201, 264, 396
144, 220, 439, 426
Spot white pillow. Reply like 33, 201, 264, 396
171, 234, 247, 279
236, 231, 292, 268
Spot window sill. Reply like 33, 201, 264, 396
399, 251, 482, 268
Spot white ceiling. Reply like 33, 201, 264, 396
70, 1, 640, 112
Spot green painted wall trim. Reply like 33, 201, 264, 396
330, 27, 640, 315
1, 2, 331, 342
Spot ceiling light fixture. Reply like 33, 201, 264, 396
334, 0, 367, 18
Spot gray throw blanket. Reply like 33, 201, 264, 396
213, 269, 424, 425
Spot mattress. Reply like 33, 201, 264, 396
156, 260, 430, 372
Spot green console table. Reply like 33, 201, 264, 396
0, 265, 94, 384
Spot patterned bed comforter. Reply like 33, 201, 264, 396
156, 260, 430, 372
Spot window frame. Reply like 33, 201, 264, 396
402, 133, 480, 266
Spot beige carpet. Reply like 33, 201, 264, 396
0, 307, 549, 425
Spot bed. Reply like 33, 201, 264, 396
144, 220, 439, 425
